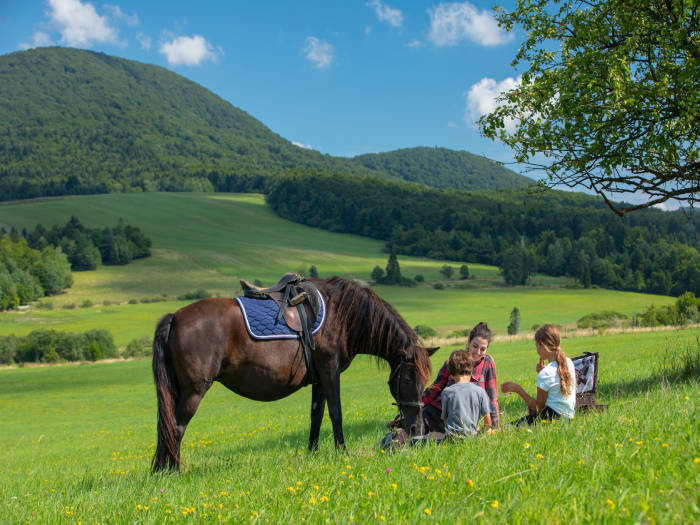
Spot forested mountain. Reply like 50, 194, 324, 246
267, 171, 700, 296
353, 147, 531, 190
0, 47, 528, 200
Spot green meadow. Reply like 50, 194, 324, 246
0, 193, 674, 346
0, 192, 697, 523
1, 330, 698, 523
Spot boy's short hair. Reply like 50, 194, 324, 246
447, 350, 475, 377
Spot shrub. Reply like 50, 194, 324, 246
577, 311, 627, 330
36, 301, 54, 310
177, 289, 211, 301
62, 303, 76, 310
103, 300, 112, 306
128, 298, 138, 304
414, 325, 437, 339
124, 336, 151, 358
414, 274, 424, 283
433, 282, 445, 290
80, 299, 93, 308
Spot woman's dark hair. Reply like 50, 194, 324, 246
447, 350, 475, 377
468, 322, 492, 343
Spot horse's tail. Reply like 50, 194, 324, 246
151, 313, 180, 472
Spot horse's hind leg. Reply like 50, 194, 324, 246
308, 383, 326, 451
173, 386, 209, 464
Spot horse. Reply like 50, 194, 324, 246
151, 276, 437, 471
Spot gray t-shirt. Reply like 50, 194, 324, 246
441, 382, 490, 436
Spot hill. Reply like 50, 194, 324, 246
0, 192, 674, 346
353, 147, 532, 190
0, 47, 529, 200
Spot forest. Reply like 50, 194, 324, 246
266, 171, 700, 296
0, 217, 151, 309
0, 48, 527, 200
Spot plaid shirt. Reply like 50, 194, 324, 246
421, 354, 500, 428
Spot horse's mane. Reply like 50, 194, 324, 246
319, 276, 432, 383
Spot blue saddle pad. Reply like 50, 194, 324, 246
235, 289, 326, 340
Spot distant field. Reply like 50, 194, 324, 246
0, 192, 674, 345
0, 329, 697, 523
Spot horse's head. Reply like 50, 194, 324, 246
388, 346, 439, 436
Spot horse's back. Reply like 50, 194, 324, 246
171, 297, 308, 400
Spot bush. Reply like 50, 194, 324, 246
577, 311, 628, 330
103, 300, 112, 306
433, 282, 445, 290
177, 289, 212, 301
124, 336, 151, 358
62, 303, 76, 310
414, 274, 424, 283
14, 329, 115, 363
414, 325, 437, 338
36, 301, 54, 310
80, 299, 93, 308
128, 298, 138, 305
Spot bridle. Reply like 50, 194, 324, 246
388, 358, 424, 412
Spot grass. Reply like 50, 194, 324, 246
1, 329, 698, 523
0, 192, 674, 346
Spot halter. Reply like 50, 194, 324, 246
388, 359, 424, 411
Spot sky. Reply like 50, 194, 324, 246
0, 0, 525, 162
0, 1, 676, 210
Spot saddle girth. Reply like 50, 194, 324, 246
241, 273, 320, 385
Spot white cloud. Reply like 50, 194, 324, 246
304, 37, 334, 69
366, 0, 403, 28
292, 141, 321, 151
466, 75, 521, 132
427, 2, 513, 47
104, 4, 139, 27
447, 122, 458, 128
406, 39, 423, 48
47, 0, 119, 47
136, 33, 151, 51
19, 32, 55, 50
365, 26, 372, 36
159, 34, 217, 66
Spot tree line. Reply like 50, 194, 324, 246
0, 234, 72, 310
266, 171, 700, 296
17, 216, 151, 270
0, 217, 152, 309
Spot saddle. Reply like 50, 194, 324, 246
240, 273, 321, 384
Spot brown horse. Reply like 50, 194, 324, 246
152, 276, 437, 471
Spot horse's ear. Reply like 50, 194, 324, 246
425, 346, 440, 356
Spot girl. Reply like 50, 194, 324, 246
501, 324, 576, 424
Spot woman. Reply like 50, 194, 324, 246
420, 322, 499, 432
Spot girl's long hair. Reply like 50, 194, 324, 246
535, 324, 573, 397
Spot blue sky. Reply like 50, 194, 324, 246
0, 0, 527, 165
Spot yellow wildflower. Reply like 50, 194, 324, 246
491, 500, 499, 509
424, 508, 432, 515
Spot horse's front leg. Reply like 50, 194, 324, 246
308, 383, 326, 451
321, 369, 345, 450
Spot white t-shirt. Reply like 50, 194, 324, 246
536, 359, 576, 419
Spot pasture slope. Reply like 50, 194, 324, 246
0, 192, 697, 523
0, 330, 698, 523
0, 192, 674, 346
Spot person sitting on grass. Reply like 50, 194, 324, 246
501, 324, 576, 425
419, 322, 499, 432
441, 350, 493, 437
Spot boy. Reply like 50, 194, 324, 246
441, 350, 492, 437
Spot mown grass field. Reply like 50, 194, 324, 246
1, 329, 698, 524
0, 192, 674, 346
